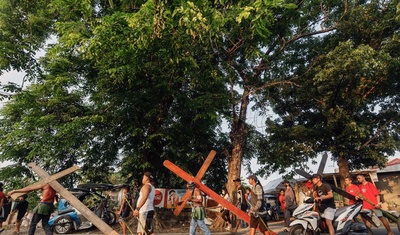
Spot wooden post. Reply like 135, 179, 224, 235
27, 163, 119, 235
332, 174, 343, 207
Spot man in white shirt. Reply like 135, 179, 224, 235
133, 172, 156, 235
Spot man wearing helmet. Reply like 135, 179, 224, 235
185, 181, 211, 235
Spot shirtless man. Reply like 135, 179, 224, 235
9, 183, 57, 235
186, 182, 210, 235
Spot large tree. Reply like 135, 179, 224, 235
1, 0, 399, 197
255, 0, 400, 184
217, 0, 357, 193
0, 0, 231, 190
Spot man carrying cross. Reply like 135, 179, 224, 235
8, 183, 57, 235
356, 174, 394, 235
184, 181, 211, 235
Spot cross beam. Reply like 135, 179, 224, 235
28, 163, 119, 235
163, 160, 250, 224
10, 165, 80, 200
173, 150, 216, 216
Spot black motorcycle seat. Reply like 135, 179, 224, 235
334, 205, 349, 218
57, 208, 75, 215
359, 211, 369, 215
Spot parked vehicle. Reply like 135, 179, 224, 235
266, 203, 280, 221
264, 194, 284, 221
49, 188, 116, 234
48, 198, 92, 234
289, 197, 372, 235
291, 197, 314, 220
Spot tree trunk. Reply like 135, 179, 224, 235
337, 153, 350, 189
337, 153, 350, 206
226, 84, 250, 195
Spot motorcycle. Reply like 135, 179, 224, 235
289, 197, 372, 235
49, 188, 117, 234
266, 203, 280, 221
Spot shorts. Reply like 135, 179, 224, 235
137, 210, 154, 234
321, 207, 336, 220
362, 209, 383, 217
119, 216, 128, 223
250, 215, 268, 233
16, 212, 26, 221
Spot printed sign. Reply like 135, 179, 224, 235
154, 188, 191, 208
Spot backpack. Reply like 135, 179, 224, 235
250, 182, 267, 214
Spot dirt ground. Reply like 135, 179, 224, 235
0, 209, 231, 235
1, 219, 232, 235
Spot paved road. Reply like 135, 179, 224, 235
203, 222, 400, 235
153, 220, 400, 235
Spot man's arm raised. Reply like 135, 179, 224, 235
8, 183, 45, 196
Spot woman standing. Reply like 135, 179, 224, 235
278, 189, 286, 214
219, 187, 232, 231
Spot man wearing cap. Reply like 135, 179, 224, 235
247, 174, 269, 235
283, 180, 297, 230
312, 174, 336, 235
232, 178, 247, 232
133, 172, 156, 235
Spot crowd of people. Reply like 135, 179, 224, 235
0, 172, 156, 235
0, 170, 396, 235
287, 173, 395, 235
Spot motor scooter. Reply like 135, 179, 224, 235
292, 197, 315, 219
48, 198, 93, 234
49, 188, 116, 234
289, 198, 371, 235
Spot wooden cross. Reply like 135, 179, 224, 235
10, 165, 80, 200
25, 163, 119, 235
163, 156, 250, 224
172, 150, 216, 216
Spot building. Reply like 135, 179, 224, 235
264, 158, 400, 211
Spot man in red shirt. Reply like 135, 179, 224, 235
0, 182, 5, 233
357, 174, 394, 235
344, 175, 360, 205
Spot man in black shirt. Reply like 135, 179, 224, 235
312, 174, 336, 235
10, 195, 29, 234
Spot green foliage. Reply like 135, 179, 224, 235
0, 0, 233, 190
0, 0, 399, 194
257, 0, 400, 175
